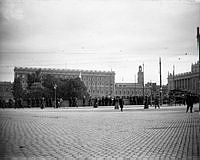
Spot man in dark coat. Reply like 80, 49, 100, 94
119, 97, 124, 112
93, 97, 98, 108
190, 95, 193, 113
154, 97, 160, 109
186, 93, 193, 113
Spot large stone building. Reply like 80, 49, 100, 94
115, 83, 144, 97
14, 65, 167, 101
14, 67, 115, 98
168, 61, 199, 95
115, 66, 151, 98
0, 82, 13, 101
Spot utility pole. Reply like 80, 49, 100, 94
135, 74, 136, 96
54, 84, 57, 108
173, 65, 175, 90
159, 57, 162, 106
143, 63, 145, 105
197, 27, 200, 112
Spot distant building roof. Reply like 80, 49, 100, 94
14, 67, 115, 75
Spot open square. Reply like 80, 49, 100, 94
0, 105, 199, 159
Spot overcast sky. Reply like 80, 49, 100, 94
0, 0, 199, 84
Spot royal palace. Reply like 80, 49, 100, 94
168, 61, 199, 95
14, 67, 115, 98
14, 65, 154, 99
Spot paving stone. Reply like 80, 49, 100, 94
0, 104, 199, 159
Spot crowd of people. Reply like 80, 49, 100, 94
0, 97, 63, 109
0, 93, 198, 113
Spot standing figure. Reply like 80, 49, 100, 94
144, 96, 149, 109
83, 96, 86, 106
93, 97, 98, 108
190, 94, 193, 113
18, 98, 23, 108
41, 97, 45, 109
59, 98, 63, 107
186, 93, 193, 113
114, 97, 119, 109
28, 98, 32, 108
154, 97, 160, 109
76, 97, 78, 107
119, 97, 124, 112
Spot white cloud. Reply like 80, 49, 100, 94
0, 0, 199, 84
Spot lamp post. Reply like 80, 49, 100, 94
150, 84, 152, 106
197, 27, 200, 112
159, 57, 162, 106
160, 87, 162, 106
54, 84, 57, 108
143, 63, 145, 105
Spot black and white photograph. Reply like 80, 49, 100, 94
0, 0, 200, 159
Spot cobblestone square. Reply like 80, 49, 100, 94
0, 104, 199, 159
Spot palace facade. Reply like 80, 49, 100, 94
14, 67, 115, 98
168, 61, 199, 95
14, 65, 164, 99
115, 66, 151, 98
0, 82, 13, 101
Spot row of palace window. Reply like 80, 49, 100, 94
82, 76, 113, 82
17, 73, 114, 83
84, 81, 112, 86
0, 86, 12, 92
55, 74, 113, 82
88, 89, 109, 94
175, 78, 198, 90
87, 89, 149, 96
87, 89, 144, 95
115, 89, 146, 95
52, 74, 113, 84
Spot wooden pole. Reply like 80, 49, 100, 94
197, 27, 200, 111
159, 57, 162, 106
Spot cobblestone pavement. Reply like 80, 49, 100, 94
0, 104, 199, 160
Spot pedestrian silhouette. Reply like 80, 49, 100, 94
186, 93, 193, 113
154, 97, 160, 109
119, 97, 124, 112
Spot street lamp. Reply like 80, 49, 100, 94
160, 87, 162, 106
150, 84, 153, 106
143, 63, 145, 105
54, 84, 57, 108
197, 27, 200, 112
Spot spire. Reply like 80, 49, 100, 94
79, 72, 82, 80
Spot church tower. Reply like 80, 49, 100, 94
137, 65, 143, 84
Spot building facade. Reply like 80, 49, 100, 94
115, 66, 151, 98
14, 67, 115, 98
168, 61, 199, 95
0, 82, 13, 101
115, 83, 143, 97
137, 65, 144, 85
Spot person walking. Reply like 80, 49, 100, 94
93, 97, 98, 108
41, 97, 45, 109
119, 97, 124, 112
154, 97, 160, 109
186, 93, 190, 113
190, 94, 193, 113
83, 96, 86, 106
114, 97, 119, 109
75, 97, 78, 107
144, 96, 149, 109
186, 93, 193, 113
